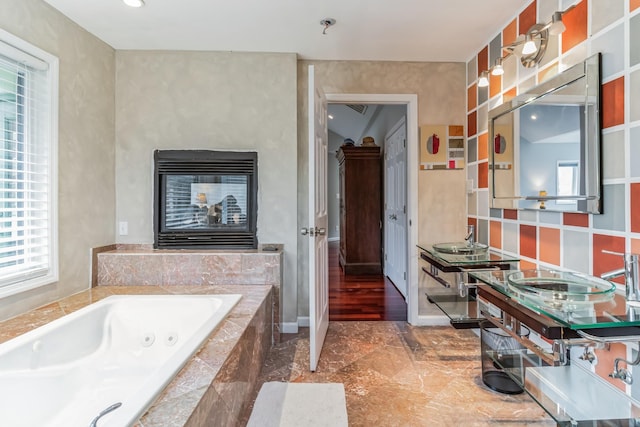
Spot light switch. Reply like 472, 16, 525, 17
119, 221, 128, 236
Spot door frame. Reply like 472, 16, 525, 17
326, 93, 419, 325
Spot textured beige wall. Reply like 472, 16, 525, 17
297, 60, 467, 316
0, 0, 115, 321
114, 51, 299, 322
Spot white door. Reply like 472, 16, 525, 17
384, 117, 407, 297
307, 65, 329, 372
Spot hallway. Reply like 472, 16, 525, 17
329, 241, 407, 321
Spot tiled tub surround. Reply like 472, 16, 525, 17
0, 285, 273, 427
96, 244, 283, 340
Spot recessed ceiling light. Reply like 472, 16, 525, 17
123, 0, 145, 7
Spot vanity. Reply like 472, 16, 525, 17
419, 245, 640, 424
471, 269, 640, 425
418, 242, 519, 328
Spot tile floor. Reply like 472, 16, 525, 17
243, 321, 554, 426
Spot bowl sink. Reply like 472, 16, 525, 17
507, 270, 616, 309
432, 242, 488, 255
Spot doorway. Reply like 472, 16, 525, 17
326, 99, 414, 321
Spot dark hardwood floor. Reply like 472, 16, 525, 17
329, 241, 407, 321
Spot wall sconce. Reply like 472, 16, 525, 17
491, 58, 504, 76
478, 71, 489, 88
480, 7, 572, 82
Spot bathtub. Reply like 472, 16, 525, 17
0, 294, 241, 427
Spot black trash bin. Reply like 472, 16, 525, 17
480, 320, 530, 394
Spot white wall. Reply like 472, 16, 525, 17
0, 0, 115, 321
114, 51, 299, 324
327, 130, 343, 240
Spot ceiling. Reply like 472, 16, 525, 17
43, 0, 527, 62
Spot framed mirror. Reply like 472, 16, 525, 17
489, 53, 602, 214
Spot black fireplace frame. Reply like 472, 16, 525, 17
153, 150, 258, 249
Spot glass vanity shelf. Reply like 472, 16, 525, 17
471, 270, 640, 330
418, 244, 520, 267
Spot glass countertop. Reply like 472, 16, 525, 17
417, 244, 520, 266
470, 270, 640, 330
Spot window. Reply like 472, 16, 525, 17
556, 160, 579, 204
0, 30, 58, 297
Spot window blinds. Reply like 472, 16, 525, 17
0, 38, 55, 291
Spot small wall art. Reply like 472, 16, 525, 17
419, 125, 465, 170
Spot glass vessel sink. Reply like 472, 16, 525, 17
432, 242, 489, 255
506, 270, 616, 310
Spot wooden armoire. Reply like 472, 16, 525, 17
337, 145, 382, 275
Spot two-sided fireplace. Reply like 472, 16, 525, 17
153, 150, 258, 249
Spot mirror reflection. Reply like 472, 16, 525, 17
489, 53, 602, 214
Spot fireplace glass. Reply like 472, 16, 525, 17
154, 150, 257, 249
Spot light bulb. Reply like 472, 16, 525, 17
478, 71, 489, 88
123, 0, 145, 7
522, 35, 537, 55
491, 58, 504, 76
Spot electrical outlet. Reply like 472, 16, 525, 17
119, 221, 128, 236
335, 225, 339, 232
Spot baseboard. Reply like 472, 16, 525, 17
414, 315, 451, 327
328, 236, 340, 242
297, 316, 310, 327
281, 322, 299, 334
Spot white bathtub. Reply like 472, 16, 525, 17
0, 294, 241, 427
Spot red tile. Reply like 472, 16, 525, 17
468, 83, 477, 112
502, 19, 517, 56
478, 133, 488, 161
477, 46, 488, 78
478, 162, 488, 189
539, 227, 560, 266
504, 209, 518, 220
490, 220, 502, 249
632, 0, 640, 11
467, 111, 477, 137
468, 217, 478, 231
519, 1, 537, 35
563, 212, 589, 227
562, 0, 588, 53
632, 238, 640, 254
602, 77, 625, 128
632, 183, 640, 232
593, 233, 625, 280
519, 224, 537, 259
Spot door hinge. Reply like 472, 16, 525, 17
385, 253, 388, 261
404, 272, 407, 280
403, 205, 406, 214
403, 139, 406, 148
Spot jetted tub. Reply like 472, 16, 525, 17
0, 294, 241, 427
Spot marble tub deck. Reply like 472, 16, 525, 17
245, 322, 555, 427
0, 285, 273, 427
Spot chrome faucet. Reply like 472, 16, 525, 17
464, 225, 475, 247
600, 250, 640, 307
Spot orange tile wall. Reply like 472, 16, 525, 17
518, 1, 537, 35
602, 77, 625, 128
538, 227, 560, 265
562, 0, 588, 53
519, 225, 537, 259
